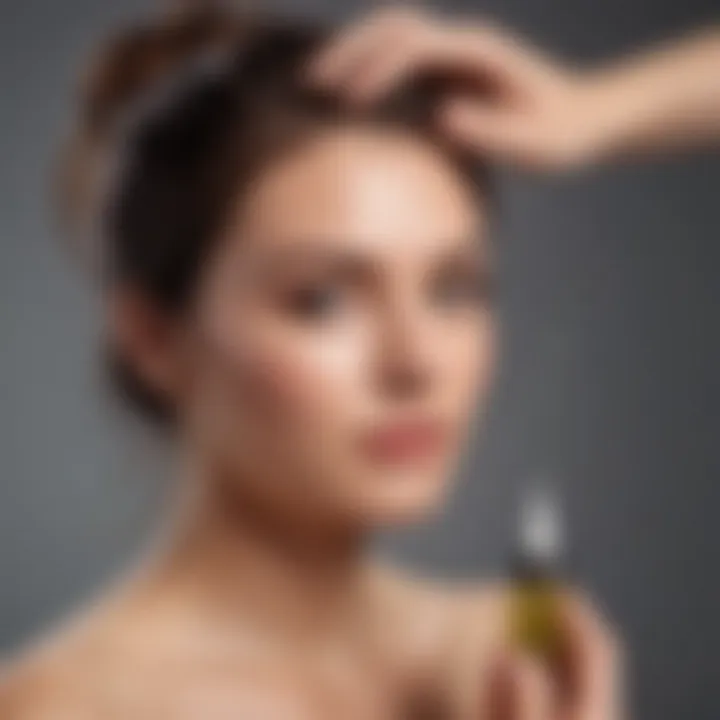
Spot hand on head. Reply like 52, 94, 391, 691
303, 7, 605, 172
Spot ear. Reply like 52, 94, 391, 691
108, 285, 186, 409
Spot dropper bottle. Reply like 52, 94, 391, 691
508, 480, 566, 662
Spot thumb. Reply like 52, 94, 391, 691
436, 97, 538, 166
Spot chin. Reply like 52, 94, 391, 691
350, 468, 452, 527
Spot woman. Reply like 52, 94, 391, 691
0, 5, 623, 719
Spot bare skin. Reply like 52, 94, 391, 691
0, 567, 616, 719
305, 6, 720, 170
1, 33, 622, 720
0, 559, 508, 719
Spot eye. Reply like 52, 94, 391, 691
280, 281, 349, 320
431, 266, 494, 308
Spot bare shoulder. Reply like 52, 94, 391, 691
440, 575, 511, 635
0, 600, 333, 720
370, 560, 509, 633
0, 656, 44, 719
367, 563, 513, 714
0, 593, 145, 720
368, 561, 511, 667
0, 635, 96, 720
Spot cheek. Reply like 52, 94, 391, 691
445, 311, 498, 420
240, 338, 364, 433
185, 317, 369, 463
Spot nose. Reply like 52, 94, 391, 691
374, 297, 437, 400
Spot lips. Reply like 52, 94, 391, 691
360, 418, 449, 463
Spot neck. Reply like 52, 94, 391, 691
131, 455, 372, 647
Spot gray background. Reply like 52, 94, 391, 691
1, 0, 719, 718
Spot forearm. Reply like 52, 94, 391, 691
581, 26, 720, 161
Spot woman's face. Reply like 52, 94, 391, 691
179, 125, 497, 528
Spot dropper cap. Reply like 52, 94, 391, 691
513, 479, 565, 577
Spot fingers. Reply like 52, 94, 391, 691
304, 6, 551, 105
341, 24, 432, 104
512, 654, 555, 720
436, 96, 566, 171
487, 650, 555, 720
476, 587, 624, 720
305, 7, 428, 88
557, 588, 624, 719
436, 97, 526, 157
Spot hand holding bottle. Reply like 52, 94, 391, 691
487, 589, 625, 720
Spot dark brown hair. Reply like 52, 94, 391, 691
55, 3, 491, 424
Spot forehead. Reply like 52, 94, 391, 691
222, 124, 486, 265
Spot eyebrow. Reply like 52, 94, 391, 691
242, 234, 486, 278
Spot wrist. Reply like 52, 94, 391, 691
570, 63, 659, 167
564, 69, 629, 168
